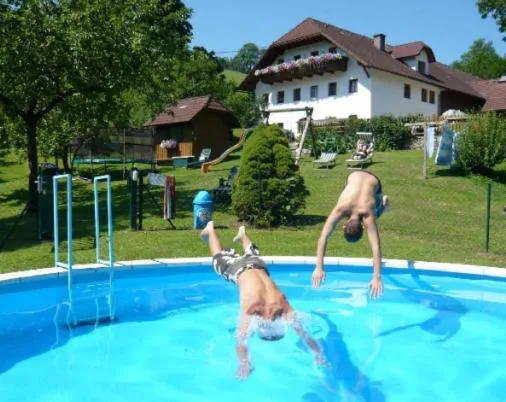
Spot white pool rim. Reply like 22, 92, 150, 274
1, 256, 505, 285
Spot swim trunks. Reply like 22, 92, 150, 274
212, 243, 269, 284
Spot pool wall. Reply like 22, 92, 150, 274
1, 256, 505, 286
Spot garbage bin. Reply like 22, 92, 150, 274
193, 190, 213, 229
37, 163, 63, 240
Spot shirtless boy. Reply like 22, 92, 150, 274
312, 171, 390, 297
201, 221, 326, 379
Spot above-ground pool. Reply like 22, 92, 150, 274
1, 258, 506, 402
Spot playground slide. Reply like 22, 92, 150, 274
201, 129, 251, 174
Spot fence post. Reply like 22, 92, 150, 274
485, 183, 492, 252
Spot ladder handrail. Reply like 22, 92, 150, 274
53, 174, 73, 273
93, 175, 115, 267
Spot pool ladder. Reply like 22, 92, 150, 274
53, 174, 116, 327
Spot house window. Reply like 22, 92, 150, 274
349, 79, 358, 93
429, 90, 435, 104
310, 85, 318, 99
421, 88, 427, 102
293, 88, 301, 102
328, 46, 337, 54
404, 84, 411, 99
262, 93, 269, 104
418, 61, 426, 75
294, 54, 301, 61
328, 82, 337, 96
171, 126, 183, 142
277, 58, 284, 64
277, 123, 284, 129
277, 91, 285, 104
310, 50, 319, 57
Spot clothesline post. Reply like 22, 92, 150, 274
423, 122, 428, 180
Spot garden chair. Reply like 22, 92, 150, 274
212, 165, 239, 203
346, 132, 374, 169
188, 148, 212, 168
312, 151, 338, 169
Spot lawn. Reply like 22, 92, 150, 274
223, 69, 246, 85
1, 149, 505, 273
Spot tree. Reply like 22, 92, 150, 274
231, 124, 309, 227
224, 91, 264, 128
451, 39, 506, 79
478, 0, 506, 40
169, 47, 235, 101
229, 43, 263, 74
0, 0, 191, 211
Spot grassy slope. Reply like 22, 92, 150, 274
223, 69, 246, 85
0, 150, 505, 273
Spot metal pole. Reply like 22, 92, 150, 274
485, 183, 492, 252
94, 177, 100, 262
53, 177, 59, 267
423, 122, 428, 179
138, 172, 143, 230
107, 176, 114, 265
67, 175, 73, 273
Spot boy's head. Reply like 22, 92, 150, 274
257, 318, 287, 341
343, 218, 363, 243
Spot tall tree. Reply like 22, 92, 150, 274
229, 43, 262, 74
0, 0, 191, 211
478, 0, 506, 40
451, 38, 506, 79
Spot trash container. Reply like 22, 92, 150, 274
37, 163, 63, 240
193, 190, 213, 229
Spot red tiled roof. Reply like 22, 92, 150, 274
469, 80, 506, 111
389, 41, 435, 62
429, 62, 484, 98
145, 96, 236, 126
240, 18, 447, 91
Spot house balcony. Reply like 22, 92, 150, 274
254, 53, 348, 85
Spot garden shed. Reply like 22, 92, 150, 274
145, 96, 240, 164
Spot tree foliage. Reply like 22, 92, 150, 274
227, 43, 263, 74
478, 0, 506, 40
451, 38, 506, 79
231, 124, 309, 227
0, 0, 192, 210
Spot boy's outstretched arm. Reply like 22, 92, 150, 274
236, 313, 252, 379
286, 310, 328, 366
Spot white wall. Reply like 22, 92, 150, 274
276, 40, 340, 62
403, 50, 430, 75
255, 58, 372, 134
370, 69, 440, 116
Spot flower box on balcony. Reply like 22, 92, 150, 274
254, 53, 348, 84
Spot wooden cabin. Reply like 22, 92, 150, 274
145, 96, 240, 164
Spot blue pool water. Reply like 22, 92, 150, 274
1, 264, 506, 402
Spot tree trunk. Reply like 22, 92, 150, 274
25, 116, 39, 213
62, 147, 71, 172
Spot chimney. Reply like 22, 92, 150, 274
373, 33, 386, 51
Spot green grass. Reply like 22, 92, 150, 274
223, 69, 246, 85
1, 149, 506, 273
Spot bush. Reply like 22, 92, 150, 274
231, 124, 309, 227
457, 113, 506, 173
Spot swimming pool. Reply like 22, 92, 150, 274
1, 258, 506, 402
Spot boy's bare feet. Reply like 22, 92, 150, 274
200, 221, 215, 241
233, 225, 246, 243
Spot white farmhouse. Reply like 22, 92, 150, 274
239, 18, 494, 134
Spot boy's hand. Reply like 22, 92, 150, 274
236, 361, 252, 379
312, 267, 326, 287
369, 277, 383, 299
315, 354, 330, 368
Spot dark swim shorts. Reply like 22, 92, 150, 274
212, 243, 269, 284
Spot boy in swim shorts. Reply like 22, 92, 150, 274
200, 221, 326, 379
312, 171, 390, 298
